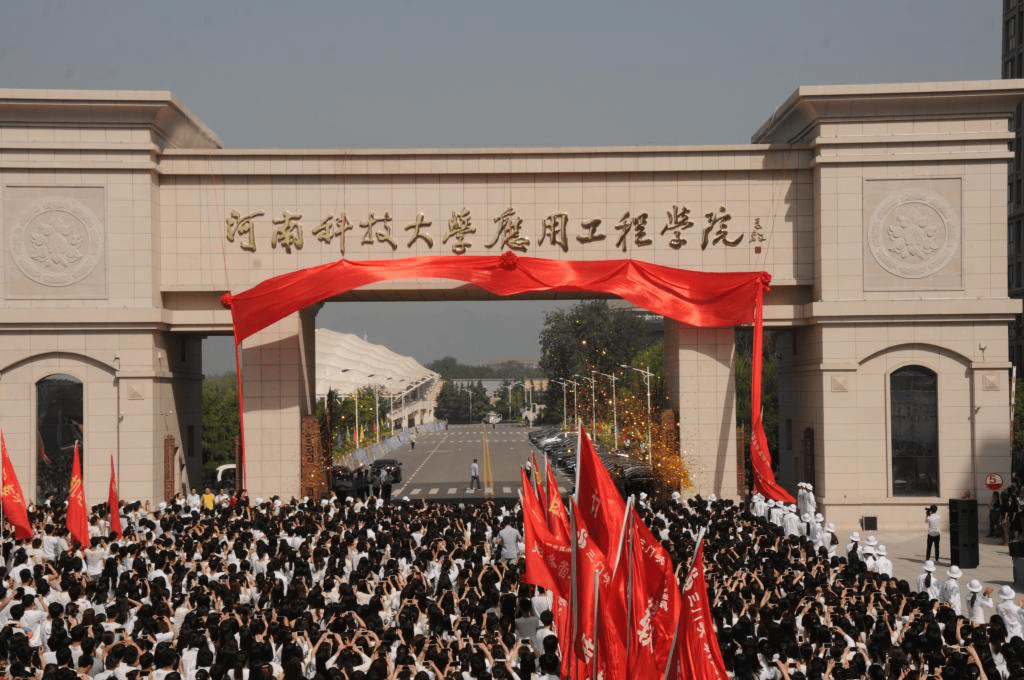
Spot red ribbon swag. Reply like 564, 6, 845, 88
221, 252, 789, 502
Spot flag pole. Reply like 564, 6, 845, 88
573, 424, 582, 502
591, 567, 601, 677
624, 508, 634, 658
1, 431, 5, 536
664, 526, 708, 680
569, 501, 579, 680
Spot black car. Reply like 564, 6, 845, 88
331, 465, 378, 497
370, 458, 403, 483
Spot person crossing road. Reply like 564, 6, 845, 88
469, 458, 481, 491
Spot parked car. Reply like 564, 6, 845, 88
370, 458, 403, 483
331, 464, 379, 497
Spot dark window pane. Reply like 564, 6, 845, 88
36, 374, 83, 504
891, 365, 938, 496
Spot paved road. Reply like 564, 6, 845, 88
387, 423, 572, 502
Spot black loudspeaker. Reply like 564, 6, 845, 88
1010, 540, 1024, 558
863, 516, 878, 531
948, 499, 980, 569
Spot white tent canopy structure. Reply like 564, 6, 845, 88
315, 328, 441, 428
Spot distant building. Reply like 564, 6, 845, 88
315, 329, 441, 429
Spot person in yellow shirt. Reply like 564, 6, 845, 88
201, 486, 215, 512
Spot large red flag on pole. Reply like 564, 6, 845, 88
568, 497, 627, 680
626, 506, 682, 678
669, 531, 729, 680
575, 425, 627, 561
545, 459, 571, 544
1, 431, 33, 540
107, 454, 122, 539
66, 442, 89, 551
520, 467, 571, 598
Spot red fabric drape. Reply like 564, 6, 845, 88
222, 253, 770, 343
222, 253, 789, 500
66, 442, 89, 552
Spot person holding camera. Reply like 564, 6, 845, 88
925, 504, 941, 563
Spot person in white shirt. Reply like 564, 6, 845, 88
874, 544, 893, 578
966, 579, 994, 625
187, 487, 202, 513
997, 585, 1024, 641
940, 565, 963, 615
925, 504, 941, 563
916, 560, 940, 600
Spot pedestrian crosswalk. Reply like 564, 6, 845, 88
400, 485, 569, 497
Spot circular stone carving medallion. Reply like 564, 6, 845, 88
867, 188, 959, 279
10, 198, 104, 287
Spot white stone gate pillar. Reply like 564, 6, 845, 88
239, 307, 318, 500
664, 321, 739, 499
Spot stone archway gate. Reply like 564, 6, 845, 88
0, 81, 1021, 528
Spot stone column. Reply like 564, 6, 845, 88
665, 320, 738, 499
239, 308, 318, 500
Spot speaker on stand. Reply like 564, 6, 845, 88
948, 499, 979, 569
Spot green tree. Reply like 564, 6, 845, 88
201, 374, 240, 478
427, 356, 544, 381
1013, 379, 1024, 459
433, 380, 488, 423
539, 301, 646, 427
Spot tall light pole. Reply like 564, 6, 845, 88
460, 383, 473, 423
550, 379, 569, 430
510, 382, 526, 421
373, 386, 381, 443
574, 374, 596, 436
596, 370, 618, 449
621, 364, 653, 460
563, 379, 579, 428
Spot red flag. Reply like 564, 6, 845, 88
66, 442, 89, 551
569, 498, 627, 680
545, 459, 571, 544
108, 454, 122, 539
627, 507, 681, 678
672, 533, 729, 680
576, 425, 626, 560
521, 467, 571, 598
1, 431, 34, 540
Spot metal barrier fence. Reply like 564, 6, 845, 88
348, 421, 445, 467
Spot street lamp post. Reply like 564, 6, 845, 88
620, 364, 653, 459
563, 379, 579, 428
550, 379, 569, 430
459, 384, 473, 423
373, 386, 380, 443
595, 371, 618, 449
574, 374, 596, 437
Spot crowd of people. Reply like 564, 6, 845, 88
0, 478, 1023, 679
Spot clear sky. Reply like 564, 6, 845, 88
0, 0, 1002, 373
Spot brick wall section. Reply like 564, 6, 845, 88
300, 415, 328, 499
163, 435, 176, 501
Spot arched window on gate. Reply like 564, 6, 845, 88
890, 365, 939, 497
36, 374, 83, 504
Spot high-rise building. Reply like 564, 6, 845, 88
1004, 1, 1024, 370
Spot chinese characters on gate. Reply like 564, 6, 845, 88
227, 205, 760, 255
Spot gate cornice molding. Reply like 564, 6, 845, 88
752, 80, 1024, 146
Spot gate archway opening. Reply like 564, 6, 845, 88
221, 252, 791, 502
